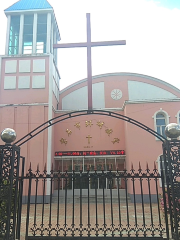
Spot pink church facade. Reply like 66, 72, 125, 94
1, 0, 180, 201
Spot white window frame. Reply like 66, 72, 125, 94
175, 110, 180, 124
152, 108, 170, 140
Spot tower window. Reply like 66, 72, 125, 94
156, 113, 166, 137
23, 15, 34, 54
36, 14, 47, 53
9, 16, 20, 55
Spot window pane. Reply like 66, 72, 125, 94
9, 16, 20, 55
84, 159, 94, 171
37, 14, 47, 24
95, 158, 105, 171
106, 159, 115, 171
162, 126, 166, 137
24, 15, 34, 24
11, 16, 20, 25
24, 25, 33, 34
37, 24, 47, 34
156, 114, 165, 118
156, 119, 165, 125
36, 14, 47, 53
157, 126, 161, 134
23, 15, 33, 54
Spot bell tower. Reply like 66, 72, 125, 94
1, 0, 60, 105
0, 0, 61, 188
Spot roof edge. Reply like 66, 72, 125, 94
4, 0, 53, 12
60, 72, 180, 94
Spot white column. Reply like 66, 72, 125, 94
33, 13, 37, 54
5, 15, 11, 55
18, 14, 24, 54
53, 30, 57, 63
46, 13, 51, 53
46, 54, 53, 195
51, 21, 54, 54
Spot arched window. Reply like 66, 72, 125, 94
156, 113, 166, 137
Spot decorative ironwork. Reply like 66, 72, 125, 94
162, 139, 180, 240
21, 163, 169, 239
0, 144, 20, 240
14, 110, 166, 146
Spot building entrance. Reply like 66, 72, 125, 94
54, 156, 125, 193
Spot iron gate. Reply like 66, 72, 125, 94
1, 141, 179, 239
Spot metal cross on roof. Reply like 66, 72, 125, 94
54, 13, 126, 110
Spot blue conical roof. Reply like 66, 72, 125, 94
5, 0, 53, 12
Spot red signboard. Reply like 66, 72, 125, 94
55, 150, 125, 156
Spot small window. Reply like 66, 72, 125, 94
156, 113, 166, 137
9, 16, 20, 55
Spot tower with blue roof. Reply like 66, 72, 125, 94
1, 0, 61, 184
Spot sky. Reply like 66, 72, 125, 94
1, 0, 180, 90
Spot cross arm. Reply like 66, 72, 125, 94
91, 40, 126, 47
53, 40, 126, 49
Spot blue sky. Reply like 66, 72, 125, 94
152, 0, 180, 9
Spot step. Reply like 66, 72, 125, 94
52, 196, 131, 203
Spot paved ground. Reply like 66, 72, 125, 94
18, 202, 169, 239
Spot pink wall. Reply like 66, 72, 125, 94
124, 101, 180, 194
59, 73, 180, 110
0, 57, 49, 104
0, 105, 49, 196
53, 112, 126, 153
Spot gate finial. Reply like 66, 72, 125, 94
165, 123, 180, 139
1, 128, 16, 144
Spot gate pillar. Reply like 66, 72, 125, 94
163, 123, 180, 240
0, 128, 20, 240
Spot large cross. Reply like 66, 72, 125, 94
54, 13, 126, 110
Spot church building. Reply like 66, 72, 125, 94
1, 0, 180, 199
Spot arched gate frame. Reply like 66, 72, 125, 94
0, 110, 179, 240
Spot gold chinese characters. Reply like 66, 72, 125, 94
112, 138, 120, 144
60, 138, 67, 145
105, 129, 113, 136
97, 121, 104, 129
66, 129, 72, 136
74, 122, 80, 129
85, 120, 93, 127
